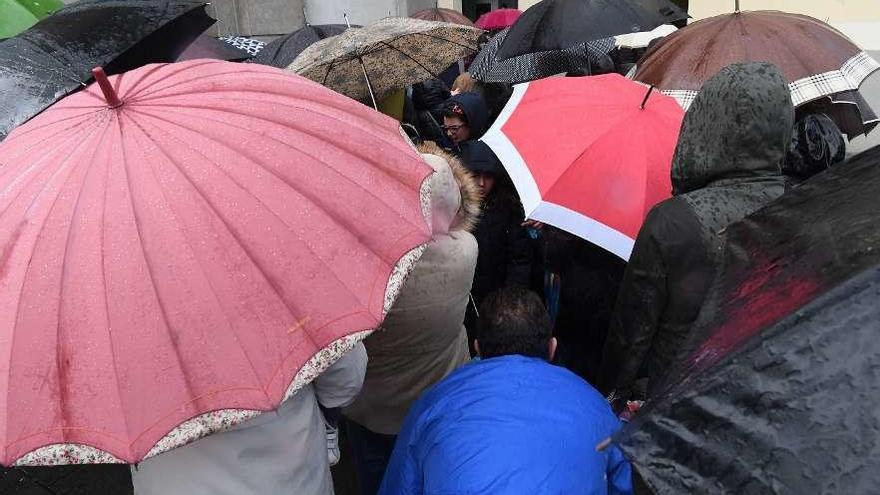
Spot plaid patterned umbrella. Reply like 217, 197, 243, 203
471, 27, 614, 84
633, 11, 880, 136
288, 17, 482, 106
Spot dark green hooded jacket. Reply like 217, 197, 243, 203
598, 62, 793, 396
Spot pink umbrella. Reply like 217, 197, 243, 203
482, 74, 684, 260
475, 8, 522, 31
0, 60, 431, 465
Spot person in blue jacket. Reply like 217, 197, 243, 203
379, 287, 633, 495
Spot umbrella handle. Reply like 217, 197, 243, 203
91, 67, 123, 108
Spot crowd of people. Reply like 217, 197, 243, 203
129, 34, 852, 495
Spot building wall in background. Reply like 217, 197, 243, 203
207, 0, 305, 38
207, 0, 437, 39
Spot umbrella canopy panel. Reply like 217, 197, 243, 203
0, 60, 432, 465
634, 11, 880, 108
288, 17, 483, 104
619, 147, 880, 494
0, 0, 63, 38
0, 0, 213, 140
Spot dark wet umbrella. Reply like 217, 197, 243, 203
411, 7, 474, 27
176, 35, 252, 61
615, 146, 880, 494
470, 27, 615, 84
497, 0, 687, 60
0, 0, 212, 140
249, 24, 352, 69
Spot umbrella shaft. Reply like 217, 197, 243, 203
359, 58, 379, 110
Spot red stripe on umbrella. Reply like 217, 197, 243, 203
482, 74, 684, 260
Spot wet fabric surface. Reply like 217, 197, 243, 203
0, 0, 211, 139
619, 145, 880, 494
598, 63, 792, 396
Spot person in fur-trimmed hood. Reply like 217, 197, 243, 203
344, 141, 482, 495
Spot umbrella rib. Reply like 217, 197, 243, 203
99, 116, 137, 458
130, 104, 422, 256
130, 96, 424, 195
412, 30, 480, 51
116, 115, 201, 405
52, 121, 111, 446
375, 40, 438, 78
4, 121, 105, 446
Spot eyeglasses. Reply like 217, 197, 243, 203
442, 124, 468, 132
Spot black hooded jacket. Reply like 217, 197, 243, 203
459, 141, 533, 306
598, 62, 793, 396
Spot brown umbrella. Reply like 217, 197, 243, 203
633, 10, 880, 135
411, 7, 474, 27
288, 17, 482, 108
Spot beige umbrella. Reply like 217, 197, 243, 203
288, 17, 483, 108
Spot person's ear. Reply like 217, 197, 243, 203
548, 337, 558, 362
474, 340, 481, 358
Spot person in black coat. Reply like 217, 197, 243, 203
458, 141, 534, 349
543, 227, 625, 384
597, 62, 794, 399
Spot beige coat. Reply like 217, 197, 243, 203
344, 143, 481, 435
132, 343, 367, 495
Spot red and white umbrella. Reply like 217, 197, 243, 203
482, 74, 684, 260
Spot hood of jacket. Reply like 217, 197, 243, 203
446, 91, 490, 137
671, 62, 794, 195
460, 139, 504, 175
418, 141, 482, 234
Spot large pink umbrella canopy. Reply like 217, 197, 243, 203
0, 60, 431, 465
482, 74, 684, 260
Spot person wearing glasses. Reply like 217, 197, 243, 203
442, 92, 490, 148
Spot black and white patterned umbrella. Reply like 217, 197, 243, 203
470, 27, 614, 84
219, 35, 266, 56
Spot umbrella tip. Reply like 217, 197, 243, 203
640, 85, 655, 110
91, 67, 123, 109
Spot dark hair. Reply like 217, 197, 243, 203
442, 100, 469, 124
476, 287, 552, 359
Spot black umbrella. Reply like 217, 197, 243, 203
249, 24, 353, 69
497, 0, 687, 60
470, 27, 615, 84
615, 146, 880, 494
177, 35, 252, 62
0, 0, 212, 140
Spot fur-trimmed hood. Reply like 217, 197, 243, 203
417, 141, 482, 234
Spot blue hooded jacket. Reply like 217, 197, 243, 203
379, 355, 633, 495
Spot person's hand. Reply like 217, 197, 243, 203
521, 219, 544, 230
